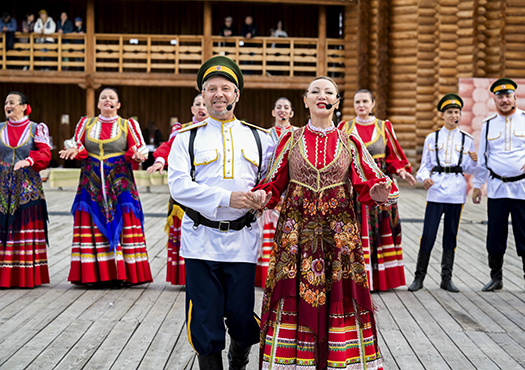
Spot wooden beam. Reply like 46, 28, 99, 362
203, 1, 213, 61
375, 0, 389, 118
317, 5, 327, 76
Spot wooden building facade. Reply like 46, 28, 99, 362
1, 0, 525, 166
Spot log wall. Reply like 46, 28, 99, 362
340, 0, 525, 167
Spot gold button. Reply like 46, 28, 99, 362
227, 149, 231, 152
227, 171, 231, 174
227, 159, 231, 163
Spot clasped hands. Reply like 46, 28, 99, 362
230, 190, 272, 210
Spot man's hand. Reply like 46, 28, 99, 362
370, 180, 392, 204
59, 148, 78, 160
398, 169, 417, 186
423, 178, 434, 190
14, 160, 30, 171
230, 191, 270, 209
252, 189, 273, 209
521, 163, 525, 172
469, 151, 478, 162
132, 151, 147, 163
472, 188, 481, 204
147, 161, 164, 174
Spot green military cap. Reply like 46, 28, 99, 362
437, 93, 463, 112
490, 78, 517, 95
196, 55, 244, 92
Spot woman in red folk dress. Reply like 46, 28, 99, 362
59, 87, 153, 287
147, 94, 208, 285
0, 92, 51, 288
255, 97, 296, 288
252, 77, 398, 370
338, 89, 416, 291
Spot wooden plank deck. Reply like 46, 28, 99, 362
1, 184, 524, 370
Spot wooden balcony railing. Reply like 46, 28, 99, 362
1, 32, 345, 78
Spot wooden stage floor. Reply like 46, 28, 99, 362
1, 184, 524, 370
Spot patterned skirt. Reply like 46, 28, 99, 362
166, 203, 185, 285
68, 210, 153, 285
261, 297, 383, 370
358, 201, 405, 291
0, 205, 49, 288
255, 209, 279, 288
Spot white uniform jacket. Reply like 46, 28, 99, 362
417, 126, 480, 204
473, 109, 525, 199
168, 116, 275, 263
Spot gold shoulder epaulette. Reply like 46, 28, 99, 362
178, 120, 207, 133
241, 121, 270, 134
482, 113, 497, 122
425, 128, 440, 138
460, 130, 474, 140
181, 121, 195, 129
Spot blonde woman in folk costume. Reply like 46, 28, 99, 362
0, 92, 51, 288
147, 94, 209, 285
253, 76, 398, 369
255, 97, 296, 288
59, 87, 153, 287
338, 89, 415, 291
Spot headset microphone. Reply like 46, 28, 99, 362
512, 106, 516, 110
325, 96, 341, 110
6, 103, 19, 114
226, 88, 239, 111
110, 105, 115, 109
455, 120, 459, 124
281, 117, 286, 121
369, 112, 373, 116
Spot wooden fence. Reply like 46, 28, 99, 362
0, 33, 345, 78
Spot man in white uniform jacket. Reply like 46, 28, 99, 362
472, 78, 525, 292
168, 56, 274, 370
409, 93, 480, 293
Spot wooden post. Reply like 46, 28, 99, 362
86, 87, 95, 118
203, 1, 213, 61
1, 33, 6, 69
375, 0, 389, 119
86, 0, 95, 75
317, 5, 327, 76
86, 0, 95, 117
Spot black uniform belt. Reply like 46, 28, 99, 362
432, 165, 462, 174
489, 168, 525, 183
185, 208, 256, 232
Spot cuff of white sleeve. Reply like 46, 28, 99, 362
155, 157, 166, 166
26, 157, 35, 166
220, 190, 232, 208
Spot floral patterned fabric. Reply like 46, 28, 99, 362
259, 127, 385, 369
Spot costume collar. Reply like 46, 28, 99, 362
307, 120, 335, 136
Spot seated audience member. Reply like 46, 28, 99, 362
1, 12, 17, 51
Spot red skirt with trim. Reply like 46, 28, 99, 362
261, 297, 383, 370
0, 208, 49, 288
255, 209, 279, 288
68, 210, 153, 284
166, 212, 185, 285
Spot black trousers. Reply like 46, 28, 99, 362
185, 258, 260, 356
487, 198, 525, 257
420, 202, 463, 252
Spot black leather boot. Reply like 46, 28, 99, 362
227, 340, 251, 370
408, 250, 432, 291
482, 253, 504, 291
197, 351, 223, 370
440, 249, 459, 292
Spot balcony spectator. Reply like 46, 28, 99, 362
34, 10, 56, 70
219, 16, 236, 37
240, 15, 258, 40
72, 17, 86, 70
240, 16, 258, 74
272, 20, 288, 38
57, 12, 73, 70
1, 12, 17, 51
20, 12, 35, 70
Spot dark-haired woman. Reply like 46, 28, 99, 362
59, 87, 153, 286
338, 89, 415, 291
255, 97, 296, 288
253, 77, 395, 369
0, 92, 51, 288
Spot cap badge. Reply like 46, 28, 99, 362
216, 65, 222, 71
501, 85, 506, 89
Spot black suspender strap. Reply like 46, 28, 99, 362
434, 129, 440, 167
457, 132, 465, 166
484, 119, 490, 168
247, 125, 263, 185
188, 127, 198, 181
